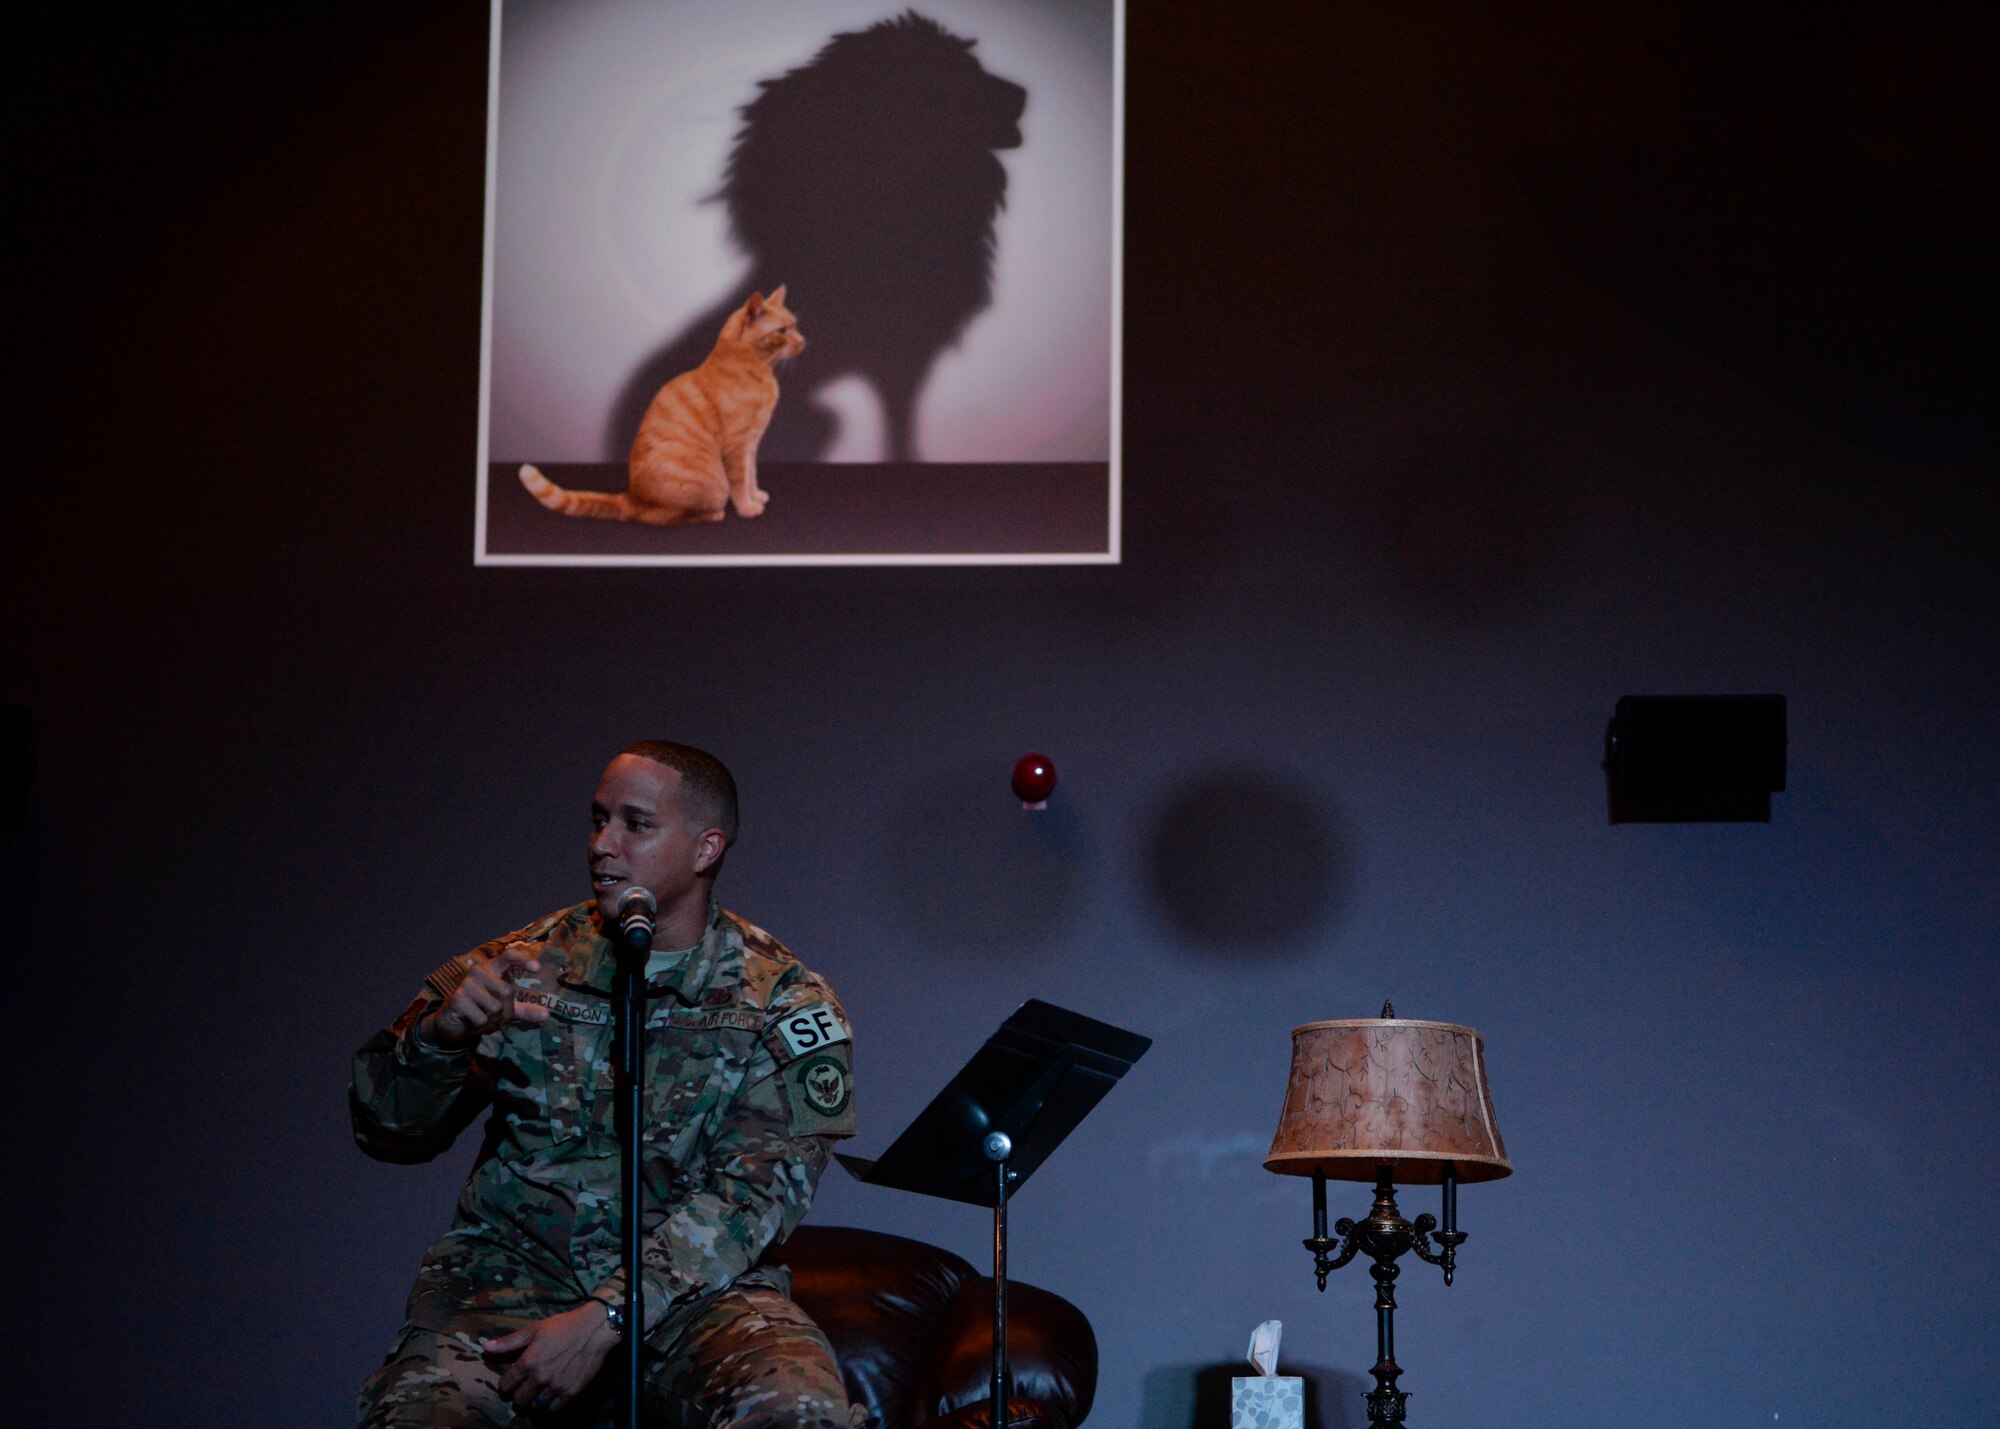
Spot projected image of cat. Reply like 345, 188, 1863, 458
521, 288, 804, 525
608, 12, 1028, 464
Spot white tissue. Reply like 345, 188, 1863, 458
1247, 1319, 1282, 1377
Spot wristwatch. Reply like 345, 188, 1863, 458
603, 1301, 627, 1340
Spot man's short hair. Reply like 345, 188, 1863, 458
621, 740, 740, 844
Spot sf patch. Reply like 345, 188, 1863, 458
774, 1003, 850, 1060
782, 1044, 856, 1137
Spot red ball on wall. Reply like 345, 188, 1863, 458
1011, 753, 1057, 805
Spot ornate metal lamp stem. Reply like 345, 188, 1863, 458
1308, 1164, 1464, 1426
1367, 1254, 1405, 1425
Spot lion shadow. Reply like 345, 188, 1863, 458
606, 11, 1028, 464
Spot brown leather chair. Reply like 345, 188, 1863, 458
773, 1225, 1098, 1429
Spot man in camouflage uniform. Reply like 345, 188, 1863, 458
352, 742, 858, 1427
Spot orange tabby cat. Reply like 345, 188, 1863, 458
519, 287, 805, 525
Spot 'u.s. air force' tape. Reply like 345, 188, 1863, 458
775, 1004, 849, 1060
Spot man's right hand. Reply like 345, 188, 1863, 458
420, 944, 551, 1048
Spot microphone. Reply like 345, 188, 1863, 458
612, 886, 657, 955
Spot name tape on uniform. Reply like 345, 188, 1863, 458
519, 990, 611, 1025
775, 1004, 849, 1059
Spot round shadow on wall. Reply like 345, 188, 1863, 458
880, 760, 1096, 958
1152, 764, 1352, 952
1147, 769, 1352, 951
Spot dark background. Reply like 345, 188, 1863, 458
10, 2, 1996, 1425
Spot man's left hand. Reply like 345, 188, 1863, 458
483, 1302, 621, 1413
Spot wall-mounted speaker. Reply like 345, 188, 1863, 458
1603, 695, 1786, 824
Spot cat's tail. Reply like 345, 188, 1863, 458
517, 464, 634, 521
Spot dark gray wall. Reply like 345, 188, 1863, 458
11, 2, 1996, 1425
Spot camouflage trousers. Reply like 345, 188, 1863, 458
358, 1272, 855, 1429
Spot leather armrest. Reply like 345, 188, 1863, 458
922, 1397, 1076, 1429
776, 1226, 1097, 1429
910, 1278, 1097, 1429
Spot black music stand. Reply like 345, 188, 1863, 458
837, 999, 1151, 1429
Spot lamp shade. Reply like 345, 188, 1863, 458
1264, 1017, 1512, 1185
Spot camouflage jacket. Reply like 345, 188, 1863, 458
350, 901, 855, 1337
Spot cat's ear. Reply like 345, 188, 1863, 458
744, 291, 766, 322
767, 284, 788, 307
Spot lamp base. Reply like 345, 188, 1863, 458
1363, 1386, 1409, 1425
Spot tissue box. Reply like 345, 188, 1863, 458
1231, 1376, 1303, 1429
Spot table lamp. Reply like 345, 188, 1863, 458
1264, 1004, 1511, 1426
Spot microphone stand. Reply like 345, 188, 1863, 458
613, 919, 650, 1429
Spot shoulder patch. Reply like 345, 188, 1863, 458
797, 1055, 852, 1116
771, 1003, 850, 1062
424, 954, 475, 1001
781, 1044, 856, 1136
423, 925, 557, 1005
